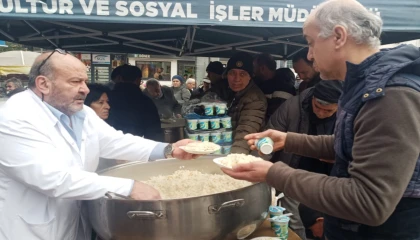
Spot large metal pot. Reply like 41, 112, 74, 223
87, 156, 271, 240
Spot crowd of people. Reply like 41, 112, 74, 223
1, 0, 420, 239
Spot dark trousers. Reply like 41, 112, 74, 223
324, 198, 420, 240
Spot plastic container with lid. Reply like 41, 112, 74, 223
222, 145, 232, 154
222, 131, 233, 143
269, 206, 285, 229
198, 119, 210, 130
271, 216, 290, 240
210, 132, 222, 144
256, 137, 274, 155
215, 103, 227, 115
187, 119, 198, 130
199, 133, 210, 142
221, 117, 232, 129
210, 118, 221, 129
204, 104, 214, 116
188, 133, 199, 141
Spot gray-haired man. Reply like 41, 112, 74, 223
223, 0, 420, 239
5, 77, 25, 97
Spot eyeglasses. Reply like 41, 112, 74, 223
37, 48, 68, 74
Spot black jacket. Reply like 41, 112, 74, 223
7, 87, 26, 98
256, 69, 296, 119
267, 88, 335, 174
107, 82, 163, 142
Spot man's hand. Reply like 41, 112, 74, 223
245, 130, 287, 152
221, 161, 274, 182
171, 139, 200, 160
129, 181, 162, 200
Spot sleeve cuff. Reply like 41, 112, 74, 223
149, 143, 168, 162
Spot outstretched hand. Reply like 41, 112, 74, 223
221, 161, 274, 183
171, 139, 200, 160
244, 130, 288, 152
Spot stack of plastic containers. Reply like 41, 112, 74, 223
185, 102, 233, 155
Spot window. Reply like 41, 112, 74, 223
136, 61, 171, 81
178, 61, 196, 78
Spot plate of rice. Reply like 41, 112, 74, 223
179, 142, 221, 154
213, 154, 264, 169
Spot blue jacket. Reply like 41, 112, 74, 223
326, 45, 420, 239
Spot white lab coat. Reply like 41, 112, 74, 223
0, 90, 160, 240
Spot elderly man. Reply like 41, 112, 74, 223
223, 0, 420, 239
293, 49, 321, 93
144, 79, 182, 119
191, 78, 211, 99
226, 52, 267, 154
0, 50, 197, 240
186, 78, 196, 93
5, 77, 25, 97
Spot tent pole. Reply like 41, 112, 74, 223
44, 21, 101, 34
63, 43, 116, 49
188, 26, 197, 52
179, 26, 190, 56
239, 42, 279, 49
194, 39, 263, 53
20, 28, 56, 39
108, 33, 181, 52
60, 30, 119, 44
23, 20, 58, 48
20, 33, 102, 41
185, 43, 283, 59
269, 39, 307, 47
0, 29, 15, 41
287, 47, 306, 59
111, 27, 186, 35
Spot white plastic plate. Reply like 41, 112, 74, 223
212, 157, 232, 169
179, 144, 221, 155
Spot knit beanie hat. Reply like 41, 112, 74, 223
206, 61, 225, 75
225, 52, 254, 77
172, 75, 185, 84
313, 80, 343, 103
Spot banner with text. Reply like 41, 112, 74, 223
0, 0, 419, 30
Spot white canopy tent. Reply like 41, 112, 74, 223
0, 51, 40, 75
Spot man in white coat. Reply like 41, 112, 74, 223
0, 50, 197, 240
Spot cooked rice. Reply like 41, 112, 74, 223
144, 170, 252, 199
184, 141, 220, 152
220, 154, 264, 168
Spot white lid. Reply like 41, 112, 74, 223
260, 143, 273, 155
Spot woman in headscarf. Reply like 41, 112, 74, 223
171, 75, 191, 104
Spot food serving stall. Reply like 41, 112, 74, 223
1, 1, 419, 239
88, 156, 300, 240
